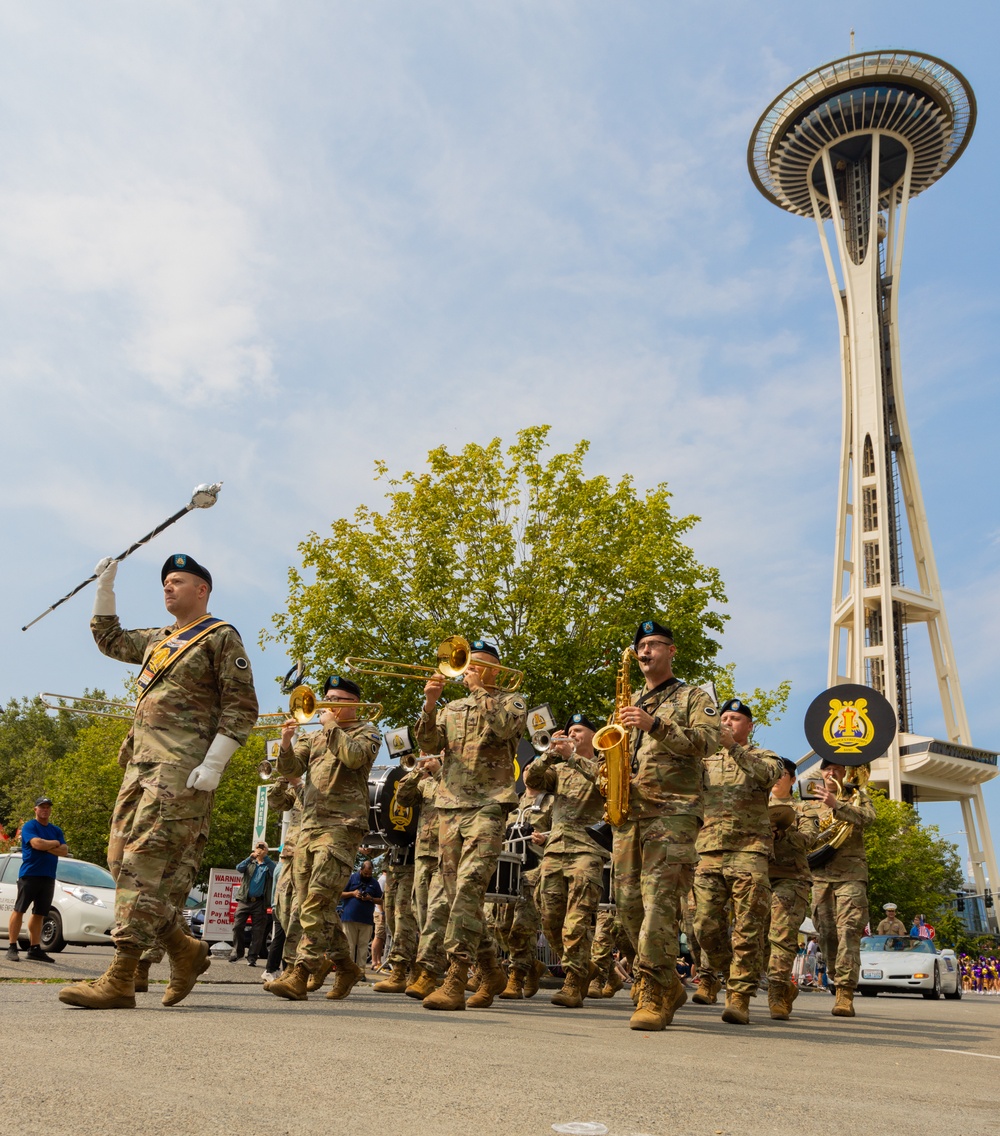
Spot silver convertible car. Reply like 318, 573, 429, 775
858, 935, 962, 999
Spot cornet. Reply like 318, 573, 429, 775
252, 685, 382, 730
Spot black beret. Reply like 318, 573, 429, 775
633, 620, 673, 649
323, 675, 362, 699
720, 698, 753, 720
161, 553, 212, 590
469, 639, 500, 661
564, 712, 600, 733
781, 758, 798, 776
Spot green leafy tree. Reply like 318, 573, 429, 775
714, 663, 792, 733
266, 427, 761, 727
864, 789, 963, 927
0, 695, 87, 831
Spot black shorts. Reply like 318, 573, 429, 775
14, 875, 56, 915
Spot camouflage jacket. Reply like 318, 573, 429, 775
91, 614, 258, 770
414, 687, 527, 810
524, 751, 608, 859
628, 680, 719, 821
277, 719, 382, 837
809, 788, 876, 883
266, 780, 303, 862
696, 741, 784, 855
767, 795, 820, 880
396, 770, 441, 860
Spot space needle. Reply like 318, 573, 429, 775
748, 49, 997, 922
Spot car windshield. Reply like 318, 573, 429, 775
861, 935, 935, 954
56, 860, 116, 888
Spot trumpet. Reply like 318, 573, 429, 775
39, 692, 134, 722
345, 635, 524, 692
251, 685, 382, 730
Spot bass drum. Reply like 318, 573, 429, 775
368, 765, 419, 848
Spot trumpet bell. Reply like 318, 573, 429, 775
436, 635, 470, 678
258, 760, 274, 781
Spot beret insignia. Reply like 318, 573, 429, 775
642, 621, 653, 633
174, 554, 187, 568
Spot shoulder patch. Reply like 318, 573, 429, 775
511, 698, 526, 711
234, 657, 249, 670
703, 705, 717, 716
370, 741, 379, 755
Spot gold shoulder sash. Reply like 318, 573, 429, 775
135, 615, 231, 706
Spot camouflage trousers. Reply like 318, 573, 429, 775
437, 805, 504, 966
414, 856, 449, 979
537, 851, 603, 978
108, 761, 213, 953
273, 857, 295, 931
386, 861, 418, 967
767, 877, 811, 986
693, 850, 771, 996
591, 909, 633, 983
812, 880, 869, 991
491, 864, 541, 973
284, 827, 364, 970
613, 815, 698, 989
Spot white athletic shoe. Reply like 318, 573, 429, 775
262, 971, 278, 984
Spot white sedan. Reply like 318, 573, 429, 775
858, 934, 962, 999
0, 853, 116, 952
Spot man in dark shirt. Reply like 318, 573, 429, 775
340, 860, 383, 969
229, 842, 277, 966
7, 797, 68, 963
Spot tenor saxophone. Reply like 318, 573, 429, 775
594, 646, 640, 827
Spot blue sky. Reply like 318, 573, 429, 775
2, 2, 996, 874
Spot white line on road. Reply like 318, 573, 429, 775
934, 1049, 1000, 1060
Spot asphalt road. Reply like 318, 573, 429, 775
1, 947, 997, 1136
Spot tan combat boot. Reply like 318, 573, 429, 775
373, 961, 410, 993
134, 958, 152, 994
467, 953, 507, 1008
405, 966, 441, 1000
551, 970, 586, 1008
465, 965, 480, 992
629, 976, 668, 1030
406, 963, 420, 988
306, 956, 335, 993
268, 962, 310, 1000
263, 964, 293, 991
832, 987, 856, 1017
422, 959, 469, 1010
691, 973, 722, 1005
499, 968, 525, 999
523, 958, 547, 998
59, 949, 141, 1009
721, 990, 751, 1024
326, 958, 365, 1000
587, 972, 605, 998
630, 975, 644, 1006
768, 981, 793, 1020
602, 967, 624, 998
161, 925, 211, 1007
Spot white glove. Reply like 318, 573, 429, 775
186, 734, 240, 792
93, 557, 118, 617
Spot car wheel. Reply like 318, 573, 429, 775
40, 909, 66, 953
921, 964, 942, 1000
858, 987, 876, 997
944, 975, 963, 1000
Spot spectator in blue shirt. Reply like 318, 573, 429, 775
6, 797, 68, 963
340, 860, 383, 970
229, 842, 277, 966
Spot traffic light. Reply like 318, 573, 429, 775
957, 895, 965, 913
985, 888, 994, 910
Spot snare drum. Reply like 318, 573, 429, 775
484, 850, 523, 903
367, 765, 419, 848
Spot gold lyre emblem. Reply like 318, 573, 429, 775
822, 697, 875, 755
388, 782, 413, 832
148, 644, 172, 675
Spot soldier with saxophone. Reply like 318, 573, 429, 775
765, 758, 819, 1020
691, 698, 783, 1025
525, 712, 608, 1007
810, 758, 876, 1018
612, 620, 720, 1031
413, 640, 527, 1011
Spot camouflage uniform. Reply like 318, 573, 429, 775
591, 909, 633, 985
397, 770, 448, 979
766, 795, 819, 987
277, 718, 382, 971
491, 789, 552, 974
384, 852, 418, 969
810, 788, 876, 991
413, 687, 526, 967
266, 779, 303, 938
613, 681, 719, 990
92, 614, 258, 953
526, 750, 608, 980
876, 915, 907, 935
693, 739, 783, 996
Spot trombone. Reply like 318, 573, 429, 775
39, 692, 134, 722
345, 635, 523, 692
252, 684, 382, 731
